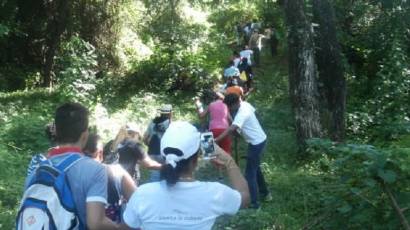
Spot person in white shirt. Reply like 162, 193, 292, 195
123, 121, 250, 230
215, 94, 270, 209
240, 45, 254, 66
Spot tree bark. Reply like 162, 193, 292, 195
41, 0, 70, 88
313, 0, 346, 142
284, 0, 322, 147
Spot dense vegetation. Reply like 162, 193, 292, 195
1, 0, 409, 229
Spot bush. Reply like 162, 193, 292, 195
55, 36, 99, 105
306, 139, 410, 229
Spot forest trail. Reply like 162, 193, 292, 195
210, 49, 334, 229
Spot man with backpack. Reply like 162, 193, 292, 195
18, 102, 120, 229
143, 104, 172, 182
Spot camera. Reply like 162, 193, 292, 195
200, 132, 216, 160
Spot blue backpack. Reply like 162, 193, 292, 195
16, 154, 84, 230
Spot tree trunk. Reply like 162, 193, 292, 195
313, 0, 346, 142
41, 0, 70, 88
284, 0, 322, 146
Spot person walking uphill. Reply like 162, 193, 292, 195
123, 121, 250, 230
249, 29, 264, 67
143, 104, 172, 182
18, 102, 121, 230
215, 94, 271, 209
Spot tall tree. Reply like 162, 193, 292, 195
313, 0, 346, 142
284, 0, 322, 146
42, 0, 70, 88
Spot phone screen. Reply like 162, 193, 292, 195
200, 132, 215, 159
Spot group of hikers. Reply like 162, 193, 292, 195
16, 21, 275, 230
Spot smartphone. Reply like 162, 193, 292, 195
200, 132, 216, 160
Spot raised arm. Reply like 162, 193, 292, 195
212, 145, 250, 208
140, 153, 162, 170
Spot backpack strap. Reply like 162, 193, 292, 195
55, 154, 83, 172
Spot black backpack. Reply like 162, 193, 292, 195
148, 133, 161, 155
105, 167, 121, 222
147, 118, 169, 155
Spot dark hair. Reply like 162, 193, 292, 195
55, 102, 89, 144
160, 152, 199, 186
241, 57, 248, 65
118, 140, 145, 177
83, 133, 101, 158
224, 93, 240, 108
44, 122, 56, 143
228, 60, 235, 66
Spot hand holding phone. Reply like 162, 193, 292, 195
200, 132, 216, 160
211, 144, 233, 166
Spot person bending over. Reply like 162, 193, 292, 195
215, 94, 271, 209
123, 121, 250, 230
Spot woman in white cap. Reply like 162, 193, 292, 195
123, 121, 250, 230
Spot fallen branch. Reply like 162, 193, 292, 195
383, 184, 410, 230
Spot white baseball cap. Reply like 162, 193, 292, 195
160, 121, 200, 168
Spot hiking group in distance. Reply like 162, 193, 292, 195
17, 20, 278, 230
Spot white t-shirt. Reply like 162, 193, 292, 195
123, 181, 241, 230
239, 49, 253, 65
233, 57, 241, 67
233, 101, 267, 145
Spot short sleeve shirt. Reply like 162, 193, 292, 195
65, 154, 108, 225
24, 153, 108, 225
240, 49, 253, 65
208, 100, 229, 130
232, 102, 266, 145
123, 181, 241, 230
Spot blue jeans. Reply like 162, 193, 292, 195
245, 140, 268, 208
148, 155, 164, 183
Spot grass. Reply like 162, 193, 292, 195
0, 49, 338, 229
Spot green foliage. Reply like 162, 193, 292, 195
0, 147, 28, 229
335, 0, 410, 142
0, 23, 10, 38
55, 36, 99, 105
208, 2, 258, 42
306, 138, 410, 229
